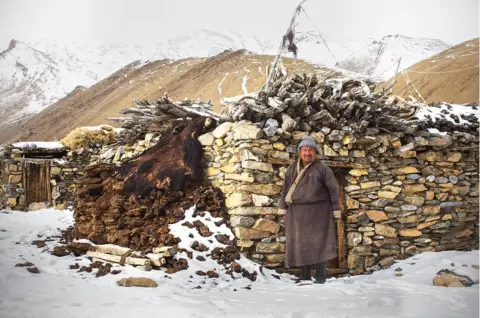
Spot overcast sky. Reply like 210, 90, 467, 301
0, 0, 478, 48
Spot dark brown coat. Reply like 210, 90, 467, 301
279, 160, 340, 267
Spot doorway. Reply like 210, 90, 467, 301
24, 160, 51, 207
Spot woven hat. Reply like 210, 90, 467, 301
297, 135, 319, 152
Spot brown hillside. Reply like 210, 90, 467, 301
2, 50, 326, 142
380, 38, 479, 104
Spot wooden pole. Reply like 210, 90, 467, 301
264, 0, 307, 93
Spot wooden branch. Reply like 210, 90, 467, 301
86, 251, 151, 266
106, 117, 133, 122
152, 246, 177, 257
89, 244, 131, 256
145, 254, 166, 267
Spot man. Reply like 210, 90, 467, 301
279, 135, 341, 284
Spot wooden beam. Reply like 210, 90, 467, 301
323, 160, 370, 169
86, 251, 152, 267
336, 175, 347, 269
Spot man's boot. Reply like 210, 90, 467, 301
296, 265, 312, 282
314, 261, 327, 284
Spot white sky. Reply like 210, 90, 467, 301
0, 0, 478, 48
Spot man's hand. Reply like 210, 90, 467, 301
333, 210, 341, 219
279, 209, 287, 222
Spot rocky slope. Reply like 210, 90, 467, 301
379, 38, 479, 104
335, 35, 450, 81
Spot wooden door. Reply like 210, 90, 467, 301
326, 172, 347, 269
24, 160, 51, 207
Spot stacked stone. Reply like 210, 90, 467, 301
198, 121, 291, 268
198, 120, 479, 273
343, 130, 479, 274
1, 158, 24, 209
0, 148, 93, 210
90, 132, 161, 166
51, 149, 94, 209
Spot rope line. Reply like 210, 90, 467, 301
301, 7, 338, 61
402, 71, 426, 103
405, 65, 479, 74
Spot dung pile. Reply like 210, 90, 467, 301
73, 117, 226, 252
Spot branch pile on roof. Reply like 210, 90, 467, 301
221, 74, 421, 133
107, 73, 478, 148
108, 96, 224, 145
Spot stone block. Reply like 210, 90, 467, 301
230, 216, 255, 228
423, 205, 441, 215
212, 122, 233, 139
347, 232, 362, 247
378, 191, 399, 199
364, 210, 389, 222
238, 184, 281, 196
241, 161, 273, 172
252, 218, 280, 233
229, 207, 282, 216
399, 229, 422, 237
403, 184, 428, 193
251, 194, 273, 207
233, 123, 264, 140
256, 242, 285, 254
226, 193, 252, 209
198, 133, 214, 146
375, 224, 397, 238
234, 226, 270, 240
264, 254, 285, 263
349, 169, 369, 176
397, 167, 419, 175
360, 181, 381, 189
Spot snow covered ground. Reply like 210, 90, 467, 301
0, 208, 478, 318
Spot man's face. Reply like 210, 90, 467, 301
299, 146, 317, 164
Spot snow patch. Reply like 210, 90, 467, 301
414, 103, 480, 125
241, 74, 248, 95
217, 73, 228, 98
12, 141, 66, 150
0, 208, 478, 317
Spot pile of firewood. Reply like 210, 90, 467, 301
85, 244, 176, 269
221, 74, 420, 133
108, 73, 479, 144
108, 96, 223, 144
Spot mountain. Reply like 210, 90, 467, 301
0, 40, 93, 126
334, 34, 450, 81
378, 38, 479, 105
28, 29, 275, 82
0, 30, 276, 130
1, 50, 327, 143
0, 31, 458, 143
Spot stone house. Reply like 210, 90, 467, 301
0, 142, 96, 211
2, 74, 479, 276
197, 120, 479, 274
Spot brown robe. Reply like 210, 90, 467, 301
279, 159, 340, 268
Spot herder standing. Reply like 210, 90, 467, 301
279, 135, 341, 284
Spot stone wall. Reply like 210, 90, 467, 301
0, 131, 161, 211
0, 147, 94, 211
199, 120, 479, 274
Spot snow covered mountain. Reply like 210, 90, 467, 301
0, 30, 275, 127
0, 40, 93, 125
0, 31, 450, 129
28, 29, 275, 82
334, 34, 450, 81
